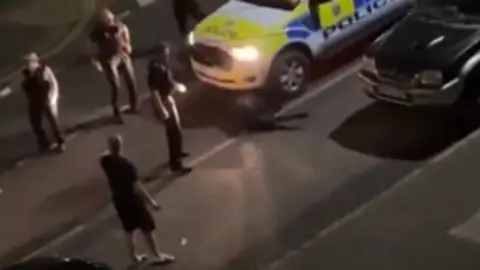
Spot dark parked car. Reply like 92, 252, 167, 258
358, 0, 480, 109
2, 257, 112, 270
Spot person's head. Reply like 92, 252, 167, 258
24, 52, 40, 71
99, 8, 115, 26
107, 134, 123, 155
155, 42, 170, 64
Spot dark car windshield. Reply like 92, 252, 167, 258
418, 0, 480, 16
235, 0, 300, 11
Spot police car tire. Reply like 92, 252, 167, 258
266, 49, 311, 96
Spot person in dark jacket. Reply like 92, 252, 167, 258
147, 43, 191, 174
89, 9, 138, 123
100, 135, 175, 265
172, 0, 206, 36
22, 52, 65, 153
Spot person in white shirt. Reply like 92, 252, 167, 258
22, 52, 65, 152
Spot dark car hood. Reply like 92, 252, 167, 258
374, 10, 480, 73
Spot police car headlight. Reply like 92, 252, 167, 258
419, 70, 443, 85
187, 32, 195, 45
362, 56, 376, 72
231, 46, 258, 61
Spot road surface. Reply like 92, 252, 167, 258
23, 62, 480, 270
0, 0, 225, 170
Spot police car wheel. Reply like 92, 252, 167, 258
268, 50, 310, 95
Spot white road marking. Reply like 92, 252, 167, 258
21, 225, 85, 262
18, 58, 362, 262
118, 10, 131, 19
0, 86, 12, 98
265, 106, 480, 270
136, 0, 156, 7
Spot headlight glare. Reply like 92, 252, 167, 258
231, 46, 258, 61
420, 70, 443, 85
362, 56, 376, 72
187, 32, 195, 45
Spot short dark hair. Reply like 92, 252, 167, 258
156, 42, 170, 62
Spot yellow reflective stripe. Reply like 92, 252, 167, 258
194, 14, 288, 58
318, 0, 355, 28
194, 15, 266, 41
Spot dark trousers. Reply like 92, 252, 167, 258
28, 103, 64, 149
162, 97, 184, 169
173, 0, 205, 35
308, 1, 320, 30
101, 55, 138, 117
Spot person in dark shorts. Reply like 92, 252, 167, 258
100, 134, 174, 265
89, 9, 139, 123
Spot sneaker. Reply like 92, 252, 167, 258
56, 143, 66, 153
151, 253, 175, 265
112, 115, 124, 125
171, 166, 192, 175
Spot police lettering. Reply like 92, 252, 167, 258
205, 26, 237, 39
322, 0, 388, 39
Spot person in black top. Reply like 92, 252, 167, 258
89, 9, 138, 123
172, 0, 206, 36
147, 43, 191, 174
22, 52, 65, 153
100, 134, 175, 265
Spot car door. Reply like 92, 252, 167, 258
305, 0, 356, 55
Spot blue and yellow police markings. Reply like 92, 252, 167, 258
318, 0, 355, 28
284, 13, 316, 40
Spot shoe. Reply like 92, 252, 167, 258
126, 107, 139, 114
112, 115, 124, 125
56, 143, 66, 153
38, 144, 53, 153
171, 166, 192, 175
151, 253, 175, 265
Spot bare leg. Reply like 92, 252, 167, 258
126, 231, 143, 263
142, 231, 161, 257
142, 231, 175, 263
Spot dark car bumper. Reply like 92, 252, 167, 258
358, 69, 462, 106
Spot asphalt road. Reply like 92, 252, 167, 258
0, 0, 226, 170
2, 0, 480, 268
26, 61, 480, 270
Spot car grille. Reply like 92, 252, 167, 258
191, 43, 233, 70
378, 70, 415, 86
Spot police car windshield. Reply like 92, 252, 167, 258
236, 0, 299, 11
418, 0, 480, 15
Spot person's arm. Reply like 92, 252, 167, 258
88, 29, 103, 71
128, 162, 160, 209
134, 181, 160, 209
43, 67, 58, 94
119, 22, 132, 54
147, 63, 170, 120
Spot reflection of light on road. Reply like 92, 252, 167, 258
0, 86, 12, 99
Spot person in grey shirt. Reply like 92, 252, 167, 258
89, 9, 138, 123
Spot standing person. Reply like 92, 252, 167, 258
147, 43, 192, 175
172, 0, 206, 36
100, 135, 175, 265
89, 8, 138, 123
22, 52, 65, 153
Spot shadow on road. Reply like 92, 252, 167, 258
330, 102, 480, 161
